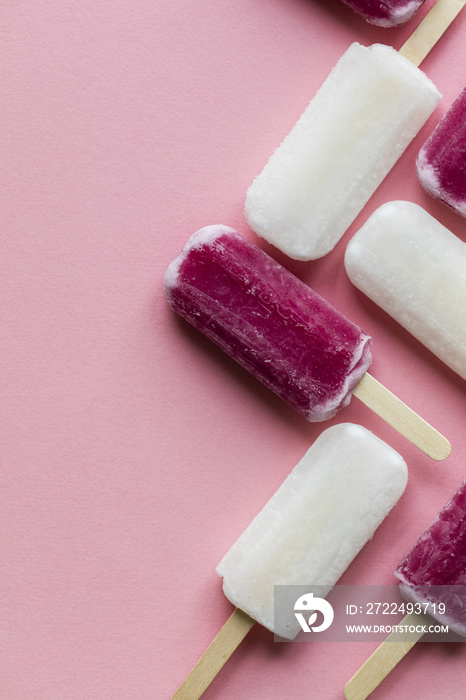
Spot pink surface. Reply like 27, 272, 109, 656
1, 1, 466, 699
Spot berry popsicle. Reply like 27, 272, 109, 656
395, 479, 466, 636
245, 0, 466, 260
345, 480, 466, 700
173, 423, 408, 699
345, 201, 466, 381
165, 225, 372, 423
416, 86, 466, 217
339, 0, 426, 26
164, 226, 450, 458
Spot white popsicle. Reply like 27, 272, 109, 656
173, 424, 407, 699
345, 201, 466, 381
245, 42, 440, 260
217, 423, 408, 640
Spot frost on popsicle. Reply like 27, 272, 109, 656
340, 0, 425, 27
164, 226, 372, 422
395, 480, 466, 637
416, 87, 466, 217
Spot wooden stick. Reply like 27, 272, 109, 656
172, 608, 255, 700
352, 373, 450, 461
399, 0, 466, 67
344, 611, 431, 700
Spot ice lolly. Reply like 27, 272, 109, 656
395, 479, 466, 636
244, 0, 466, 260
165, 224, 372, 422
345, 480, 466, 700
416, 86, 466, 217
164, 225, 450, 458
339, 0, 426, 26
173, 423, 408, 699
217, 424, 408, 639
344, 201, 466, 381
245, 42, 440, 260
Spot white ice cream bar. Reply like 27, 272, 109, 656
216, 423, 407, 639
345, 201, 466, 381
245, 43, 440, 260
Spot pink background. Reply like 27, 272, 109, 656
2, 1, 466, 698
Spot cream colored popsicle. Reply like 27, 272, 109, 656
245, 0, 466, 260
345, 201, 466, 381
245, 43, 440, 260
217, 423, 408, 640
173, 424, 408, 699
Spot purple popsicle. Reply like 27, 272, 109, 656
344, 481, 465, 698
416, 87, 466, 217
339, 0, 426, 26
164, 225, 372, 422
394, 480, 466, 636
164, 226, 450, 458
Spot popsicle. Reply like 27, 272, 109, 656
416, 86, 466, 216
173, 423, 408, 699
344, 200, 466, 381
164, 225, 450, 458
345, 480, 466, 700
395, 479, 466, 635
245, 0, 466, 260
339, 0, 426, 26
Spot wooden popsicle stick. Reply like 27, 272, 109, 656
352, 373, 450, 461
344, 611, 430, 700
172, 608, 255, 700
399, 0, 466, 67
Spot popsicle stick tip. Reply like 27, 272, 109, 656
432, 436, 451, 461
344, 680, 372, 700
353, 374, 451, 461
343, 683, 363, 700
171, 609, 255, 700
343, 612, 429, 699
